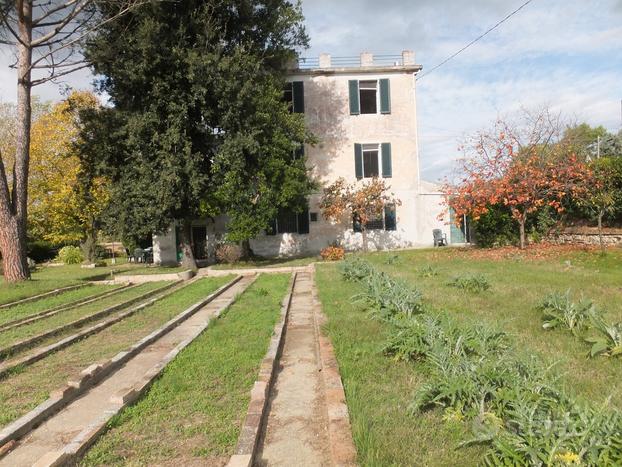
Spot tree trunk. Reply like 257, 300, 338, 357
178, 219, 197, 271
597, 210, 604, 252
240, 239, 254, 260
361, 227, 369, 252
0, 2, 32, 282
0, 218, 30, 281
518, 218, 526, 249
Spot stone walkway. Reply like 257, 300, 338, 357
255, 271, 332, 466
0, 275, 255, 467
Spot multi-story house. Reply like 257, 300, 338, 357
153, 51, 456, 265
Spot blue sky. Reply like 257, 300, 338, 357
1, 0, 621, 181
300, 0, 622, 180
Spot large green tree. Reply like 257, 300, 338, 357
80, 0, 313, 268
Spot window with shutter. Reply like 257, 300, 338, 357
379, 78, 391, 114
349, 80, 360, 115
362, 144, 379, 178
354, 143, 363, 179
359, 80, 377, 114
267, 207, 310, 235
381, 142, 392, 178
283, 82, 293, 112
293, 81, 304, 113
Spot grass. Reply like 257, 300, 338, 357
315, 265, 484, 466
0, 283, 121, 326
0, 282, 168, 351
0, 276, 232, 427
0, 261, 188, 305
363, 247, 622, 407
210, 255, 317, 269
315, 246, 622, 466
80, 273, 290, 466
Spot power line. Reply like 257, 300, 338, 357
416, 0, 536, 81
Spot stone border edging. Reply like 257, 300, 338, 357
0, 284, 88, 310
311, 265, 357, 466
0, 281, 179, 358
31, 274, 256, 467
0, 275, 243, 455
201, 265, 312, 277
226, 272, 297, 467
0, 284, 137, 333
112, 269, 194, 284
0, 280, 196, 378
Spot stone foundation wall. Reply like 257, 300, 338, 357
549, 227, 622, 246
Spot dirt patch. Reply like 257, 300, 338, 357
441, 242, 606, 261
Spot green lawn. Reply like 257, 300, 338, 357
0, 262, 187, 305
0, 284, 121, 326
315, 247, 622, 466
0, 282, 168, 352
81, 273, 290, 466
0, 276, 232, 427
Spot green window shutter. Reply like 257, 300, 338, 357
379, 78, 391, 114
297, 209, 310, 234
348, 80, 360, 115
384, 204, 396, 231
293, 81, 305, 113
381, 142, 392, 178
354, 143, 363, 179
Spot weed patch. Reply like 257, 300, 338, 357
447, 274, 491, 293
342, 259, 622, 465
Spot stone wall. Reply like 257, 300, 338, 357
549, 227, 622, 246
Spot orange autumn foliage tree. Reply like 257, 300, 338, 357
444, 109, 588, 249
28, 91, 110, 252
320, 177, 400, 252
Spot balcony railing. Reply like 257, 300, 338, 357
295, 51, 415, 70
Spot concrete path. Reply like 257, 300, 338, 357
255, 271, 331, 466
0, 275, 255, 467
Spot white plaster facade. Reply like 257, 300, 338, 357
153, 51, 451, 265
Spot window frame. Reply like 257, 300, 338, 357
362, 143, 380, 178
352, 204, 397, 232
358, 79, 378, 114
266, 208, 310, 235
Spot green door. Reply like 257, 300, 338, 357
449, 208, 468, 244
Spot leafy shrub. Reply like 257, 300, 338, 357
27, 240, 57, 263
56, 245, 84, 264
341, 258, 424, 319
384, 314, 507, 363
340, 257, 374, 282
471, 205, 518, 247
215, 243, 243, 264
447, 273, 491, 293
320, 245, 345, 261
418, 264, 439, 278
340, 260, 622, 464
539, 290, 596, 335
586, 312, 622, 358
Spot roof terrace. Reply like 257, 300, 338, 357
292, 51, 422, 73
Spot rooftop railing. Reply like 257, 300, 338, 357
295, 51, 416, 69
